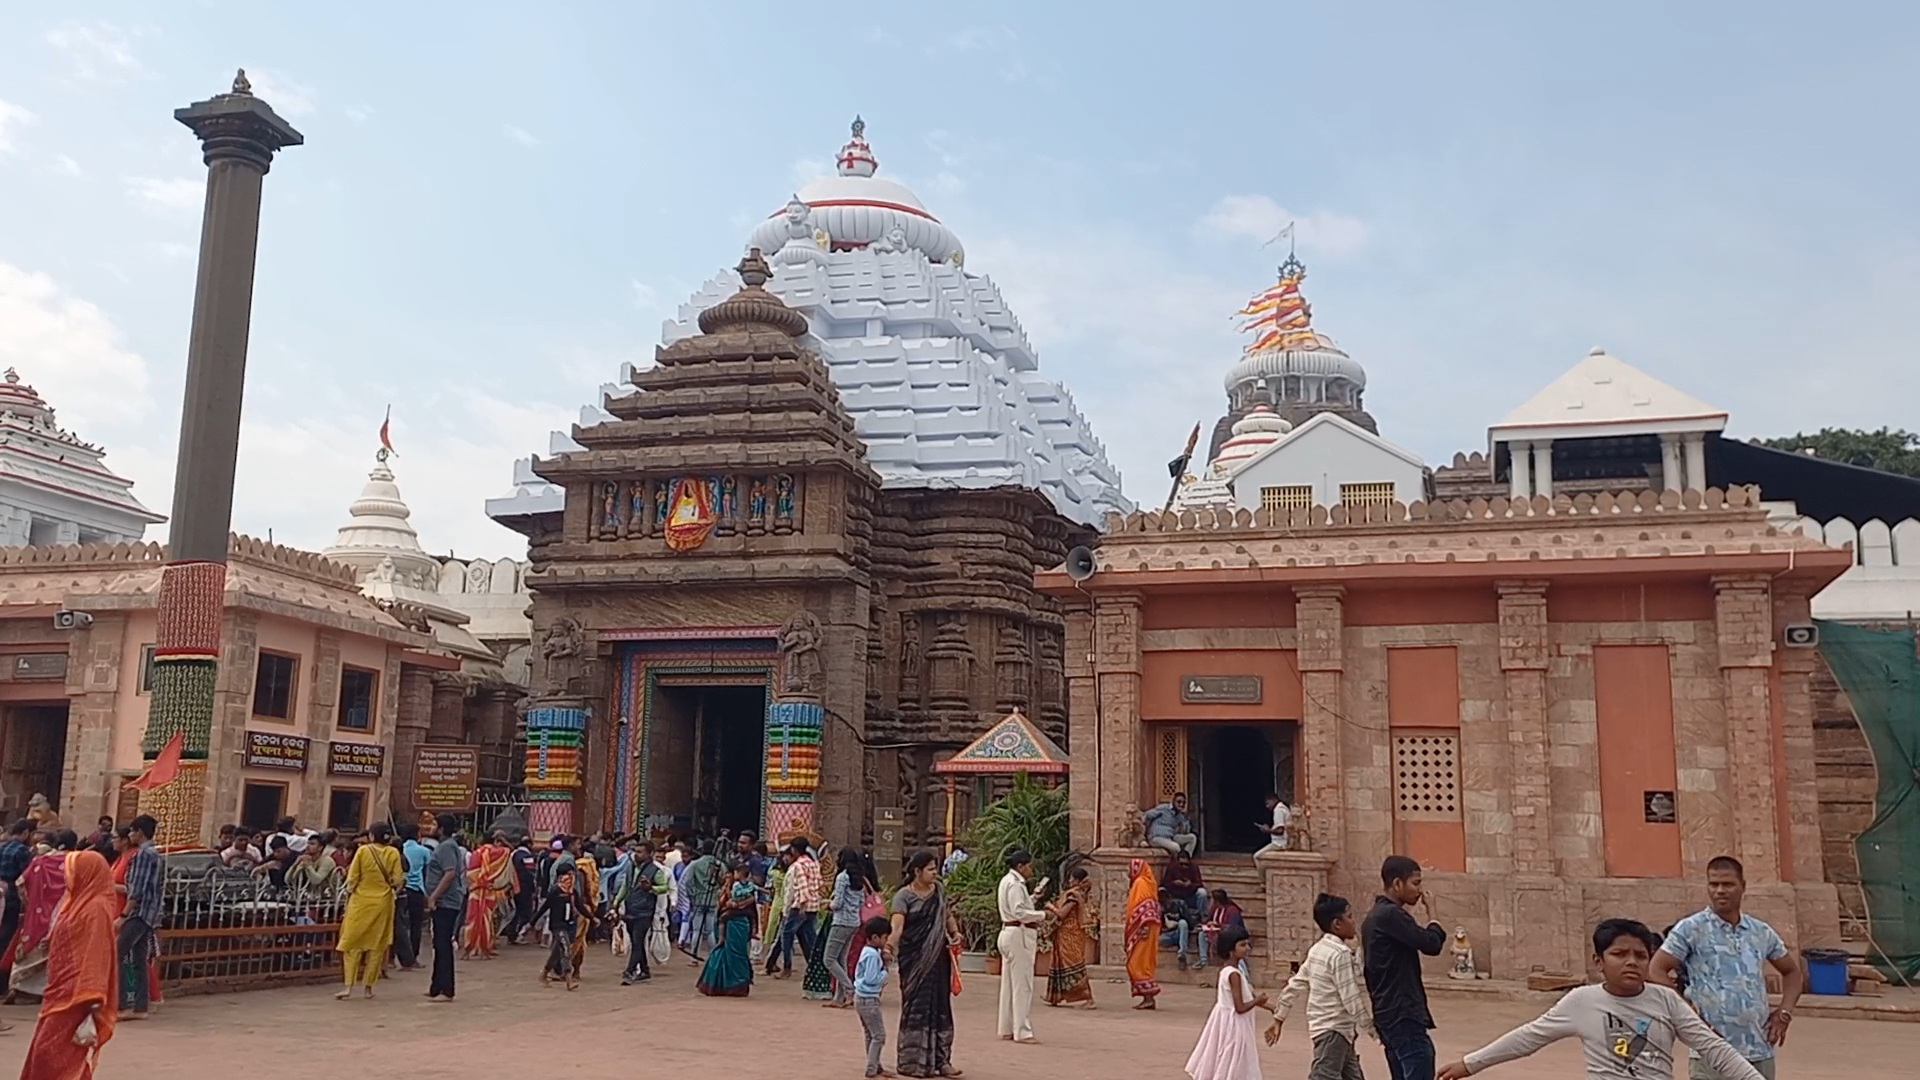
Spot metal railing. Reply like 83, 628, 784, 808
158, 854, 347, 992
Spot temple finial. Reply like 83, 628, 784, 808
851, 115, 865, 138
231, 68, 253, 95
3, 368, 18, 384
736, 248, 772, 289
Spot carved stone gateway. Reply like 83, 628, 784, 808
513, 249, 1088, 845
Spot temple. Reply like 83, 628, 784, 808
0, 368, 165, 546
485, 120, 1131, 843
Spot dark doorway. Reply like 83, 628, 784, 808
0, 702, 69, 822
1192, 723, 1293, 854
646, 682, 767, 837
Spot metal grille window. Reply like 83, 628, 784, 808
1393, 733, 1461, 818
1340, 481, 1397, 507
1155, 728, 1186, 806
1261, 485, 1313, 512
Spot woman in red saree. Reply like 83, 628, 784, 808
21, 850, 118, 1080
4, 845, 69, 1003
1124, 858, 1162, 1010
461, 836, 513, 958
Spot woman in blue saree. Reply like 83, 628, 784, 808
696, 860, 757, 997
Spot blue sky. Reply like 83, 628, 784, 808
2, 3, 1915, 558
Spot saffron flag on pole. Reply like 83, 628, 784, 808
379, 406, 395, 457
125, 731, 185, 791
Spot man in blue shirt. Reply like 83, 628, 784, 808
119, 814, 166, 1019
0, 819, 33, 988
396, 821, 433, 969
1143, 793, 1198, 857
1652, 855, 1803, 1080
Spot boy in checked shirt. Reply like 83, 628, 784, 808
1274, 893, 1375, 1080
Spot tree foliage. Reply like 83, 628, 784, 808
1758, 427, 1920, 478
942, 775, 1071, 952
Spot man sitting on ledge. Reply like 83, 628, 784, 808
1143, 793, 1197, 857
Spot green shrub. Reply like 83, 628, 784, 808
942, 775, 1070, 953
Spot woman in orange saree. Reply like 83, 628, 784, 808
1123, 858, 1162, 1010
460, 837, 512, 959
1043, 867, 1097, 1008
21, 850, 118, 1080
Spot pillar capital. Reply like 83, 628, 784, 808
1494, 579, 1550, 599
175, 70, 304, 173
1293, 584, 1346, 604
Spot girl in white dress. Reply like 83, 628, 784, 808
1185, 926, 1272, 1080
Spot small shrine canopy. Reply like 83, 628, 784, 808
934, 708, 1070, 775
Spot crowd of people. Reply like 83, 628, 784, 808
0, 795, 1813, 1080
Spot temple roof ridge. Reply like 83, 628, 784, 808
1492, 347, 1729, 439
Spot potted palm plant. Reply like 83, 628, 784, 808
942, 774, 1070, 978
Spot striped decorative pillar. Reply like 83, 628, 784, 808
765, 698, 823, 843
524, 703, 587, 839
139, 561, 226, 845
140, 73, 300, 847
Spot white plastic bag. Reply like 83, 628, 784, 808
74, 1014, 98, 1047
611, 920, 630, 956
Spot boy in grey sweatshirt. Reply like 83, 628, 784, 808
1438, 919, 1765, 1080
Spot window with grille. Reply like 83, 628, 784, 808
1155, 727, 1187, 806
1340, 481, 1397, 507
1392, 733, 1461, 819
1261, 485, 1313, 513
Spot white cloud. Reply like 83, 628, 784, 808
0, 262, 152, 427
503, 124, 541, 148
124, 176, 202, 216
629, 279, 658, 311
788, 155, 831, 189
150, 241, 194, 262
242, 69, 316, 116
1198, 194, 1372, 258
43, 21, 143, 81
938, 25, 1027, 82
342, 105, 374, 124
0, 100, 36, 153
48, 153, 84, 177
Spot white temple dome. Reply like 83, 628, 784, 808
323, 453, 441, 587
1210, 405, 1292, 473
746, 117, 964, 265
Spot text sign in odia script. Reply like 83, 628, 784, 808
328, 741, 386, 778
244, 731, 310, 771
1181, 674, 1263, 704
411, 745, 480, 812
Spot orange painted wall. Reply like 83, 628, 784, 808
1143, 591, 1295, 630
1592, 644, 1683, 878
1547, 583, 1715, 623
1346, 587, 1497, 627
1398, 820, 1466, 873
1387, 645, 1466, 870
1141, 649, 1302, 720
1387, 646, 1461, 728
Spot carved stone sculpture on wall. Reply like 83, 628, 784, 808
1116, 802, 1146, 848
779, 610, 824, 696
540, 617, 585, 693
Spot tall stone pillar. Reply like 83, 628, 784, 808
1685, 433, 1709, 492
392, 665, 433, 816
1659, 435, 1684, 492
766, 697, 825, 842
1294, 586, 1346, 865
1091, 592, 1143, 851
1508, 442, 1532, 501
139, 72, 301, 845
1530, 441, 1554, 498
1063, 603, 1097, 852
1497, 581, 1554, 874
1714, 574, 1780, 882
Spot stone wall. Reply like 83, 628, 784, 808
1809, 625, 1918, 931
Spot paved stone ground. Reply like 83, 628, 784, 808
0, 946, 1909, 1079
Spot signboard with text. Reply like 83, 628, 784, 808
245, 731, 310, 771
411, 744, 480, 812
1180, 674, 1264, 704
328, 741, 387, 778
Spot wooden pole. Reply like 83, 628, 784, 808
943, 776, 957, 857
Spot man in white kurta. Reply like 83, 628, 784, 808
996, 849, 1045, 1043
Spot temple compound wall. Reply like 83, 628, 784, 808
516, 254, 1077, 847
1045, 489, 1853, 981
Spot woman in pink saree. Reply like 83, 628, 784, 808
460, 835, 514, 958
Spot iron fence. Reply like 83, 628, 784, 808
159, 853, 347, 992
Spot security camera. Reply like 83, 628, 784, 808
53, 610, 93, 631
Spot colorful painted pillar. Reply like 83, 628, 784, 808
524, 701, 586, 838
141, 72, 301, 846
764, 698, 823, 842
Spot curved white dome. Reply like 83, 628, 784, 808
1225, 342, 1367, 393
1211, 404, 1292, 472
745, 119, 965, 265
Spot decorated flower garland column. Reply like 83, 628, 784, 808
140, 73, 301, 845
764, 698, 823, 842
524, 702, 586, 839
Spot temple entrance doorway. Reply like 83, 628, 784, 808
1188, 722, 1295, 854
0, 701, 69, 823
645, 682, 767, 838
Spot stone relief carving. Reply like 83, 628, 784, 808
1115, 802, 1146, 848
779, 610, 824, 695
540, 616, 584, 692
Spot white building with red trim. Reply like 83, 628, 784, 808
0, 367, 164, 547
